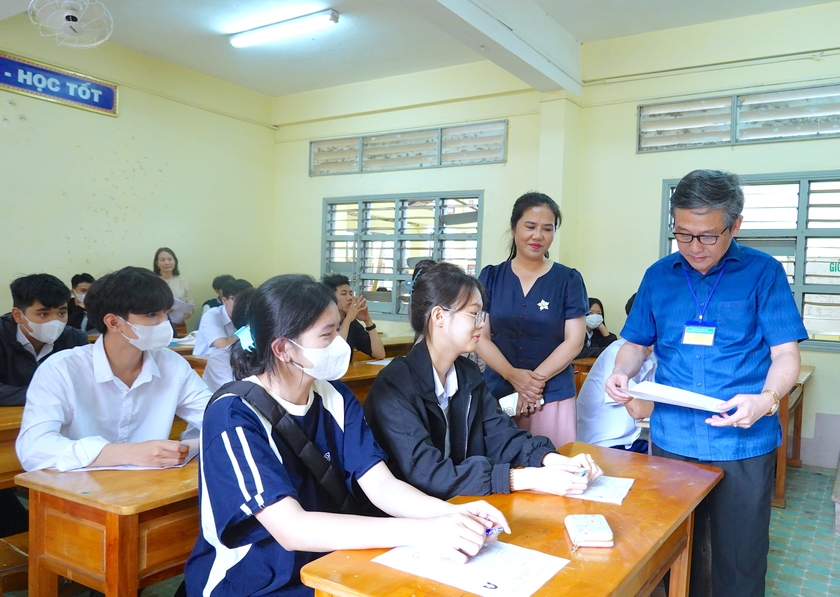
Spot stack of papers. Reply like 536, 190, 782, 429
624, 381, 726, 413
169, 298, 194, 324
568, 476, 635, 506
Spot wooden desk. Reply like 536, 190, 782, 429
302, 443, 722, 597
340, 361, 387, 403
381, 335, 415, 358
0, 407, 24, 491
17, 461, 199, 597
572, 357, 597, 375
182, 355, 207, 377
167, 344, 194, 356
773, 365, 815, 509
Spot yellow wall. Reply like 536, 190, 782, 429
0, 15, 276, 324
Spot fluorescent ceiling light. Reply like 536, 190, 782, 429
229, 9, 339, 48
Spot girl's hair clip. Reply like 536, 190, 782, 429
234, 325, 255, 352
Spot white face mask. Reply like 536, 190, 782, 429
23, 316, 66, 344
119, 317, 174, 352
75, 292, 87, 304
586, 313, 604, 329
290, 335, 351, 381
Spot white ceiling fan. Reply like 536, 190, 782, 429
28, 0, 113, 48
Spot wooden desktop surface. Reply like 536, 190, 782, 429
17, 461, 199, 596
301, 443, 723, 597
341, 361, 388, 403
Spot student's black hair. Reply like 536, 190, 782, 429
221, 278, 253, 299
212, 274, 235, 291
625, 293, 637, 316
230, 288, 255, 329
409, 262, 486, 340
153, 247, 180, 276
10, 274, 71, 311
506, 192, 562, 261
411, 259, 437, 285
70, 273, 95, 289
86, 267, 174, 334
231, 274, 337, 379
321, 273, 350, 291
589, 297, 606, 322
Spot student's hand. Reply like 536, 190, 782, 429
705, 392, 774, 429
526, 466, 590, 496
129, 440, 190, 467
453, 500, 510, 538
597, 323, 610, 336
515, 393, 542, 417
413, 502, 509, 563
605, 371, 632, 404
346, 296, 366, 322
567, 453, 603, 482
184, 310, 194, 320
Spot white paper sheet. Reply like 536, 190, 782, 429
567, 475, 635, 506
168, 298, 195, 324
71, 449, 198, 472
366, 358, 393, 366
373, 541, 568, 597
624, 381, 726, 413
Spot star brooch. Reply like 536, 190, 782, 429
538, 299, 549, 311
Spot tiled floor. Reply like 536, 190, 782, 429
7, 465, 839, 596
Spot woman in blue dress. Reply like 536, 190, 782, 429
476, 193, 588, 447
185, 274, 508, 596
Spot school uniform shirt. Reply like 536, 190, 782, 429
185, 377, 385, 597
0, 313, 88, 406
15, 336, 210, 471
345, 318, 373, 361
576, 340, 657, 448
194, 305, 235, 357
364, 341, 556, 500
202, 346, 234, 393
479, 261, 589, 403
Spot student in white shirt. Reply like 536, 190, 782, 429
193, 278, 252, 357
576, 294, 655, 453
16, 266, 211, 472
202, 287, 254, 393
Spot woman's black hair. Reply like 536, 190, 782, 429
506, 192, 562, 260
230, 288, 255, 329
231, 274, 337, 379
409, 262, 486, 340
589, 297, 606, 322
153, 247, 180, 276
86, 267, 174, 334
71, 273, 95, 289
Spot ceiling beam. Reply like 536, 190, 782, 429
396, 0, 581, 94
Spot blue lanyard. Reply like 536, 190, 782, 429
683, 264, 726, 322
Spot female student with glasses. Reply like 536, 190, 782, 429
184, 274, 509, 596
363, 262, 602, 501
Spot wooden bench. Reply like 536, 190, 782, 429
833, 456, 840, 536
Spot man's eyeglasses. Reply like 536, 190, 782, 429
442, 308, 487, 328
672, 227, 730, 246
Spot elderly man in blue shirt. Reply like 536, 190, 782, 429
606, 169, 807, 597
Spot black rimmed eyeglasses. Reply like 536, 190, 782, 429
672, 227, 730, 246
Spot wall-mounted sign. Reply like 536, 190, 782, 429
0, 51, 117, 117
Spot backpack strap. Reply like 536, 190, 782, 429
209, 380, 358, 514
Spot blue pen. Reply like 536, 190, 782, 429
485, 526, 504, 537
577, 469, 587, 477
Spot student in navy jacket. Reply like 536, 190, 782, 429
364, 262, 602, 501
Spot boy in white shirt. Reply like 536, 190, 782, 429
192, 278, 252, 357
16, 266, 211, 472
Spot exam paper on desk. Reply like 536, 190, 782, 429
69, 449, 198, 472
566, 475, 635, 506
373, 541, 568, 597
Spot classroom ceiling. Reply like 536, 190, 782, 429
2, 0, 837, 96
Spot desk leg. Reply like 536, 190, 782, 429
773, 394, 790, 509
788, 393, 804, 469
668, 512, 694, 597
28, 490, 59, 597
104, 511, 139, 597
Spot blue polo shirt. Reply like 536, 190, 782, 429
622, 241, 807, 461
479, 261, 589, 403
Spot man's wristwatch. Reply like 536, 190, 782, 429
762, 389, 780, 416
364, 323, 377, 332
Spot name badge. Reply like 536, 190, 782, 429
683, 320, 716, 346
